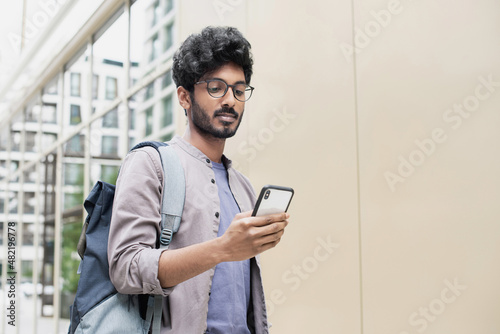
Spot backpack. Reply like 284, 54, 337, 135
68, 141, 185, 334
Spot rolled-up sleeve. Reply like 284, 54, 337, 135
108, 147, 173, 296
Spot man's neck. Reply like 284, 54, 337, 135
183, 127, 226, 163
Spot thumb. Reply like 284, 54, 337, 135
234, 210, 253, 219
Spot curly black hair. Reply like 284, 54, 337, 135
172, 26, 253, 92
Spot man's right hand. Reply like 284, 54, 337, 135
159, 211, 289, 288
218, 211, 290, 262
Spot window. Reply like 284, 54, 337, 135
11, 131, 21, 152
10, 161, 19, 176
164, 23, 174, 52
101, 165, 119, 184
130, 109, 136, 130
44, 76, 58, 95
162, 95, 173, 127
23, 166, 36, 184
70, 104, 81, 125
22, 260, 33, 275
165, 0, 174, 14
64, 164, 84, 185
102, 108, 119, 128
64, 193, 83, 210
151, 0, 160, 27
0, 160, 5, 182
92, 74, 99, 99
41, 103, 57, 124
8, 192, 18, 214
105, 76, 118, 100
145, 82, 154, 100
102, 136, 119, 156
161, 132, 173, 142
25, 105, 39, 123
42, 133, 57, 148
23, 192, 36, 215
25, 132, 37, 153
70, 72, 81, 97
0, 130, 8, 150
148, 34, 160, 63
65, 135, 84, 156
6, 162, 18, 184
129, 137, 136, 151
162, 70, 172, 89
145, 107, 153, 136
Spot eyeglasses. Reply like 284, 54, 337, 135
195, 79, 254, 102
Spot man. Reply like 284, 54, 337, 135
108, 26, 289, 333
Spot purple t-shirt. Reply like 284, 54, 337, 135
206, 161, 251, 334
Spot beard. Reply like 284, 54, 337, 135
190, 97, 244, 139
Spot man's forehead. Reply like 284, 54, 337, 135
200, 63, 246, 81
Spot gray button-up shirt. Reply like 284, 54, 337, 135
108, 136, 269, 333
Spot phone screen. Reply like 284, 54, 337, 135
252, 185, 294, 217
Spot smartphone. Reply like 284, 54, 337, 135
252, 185, 294, 217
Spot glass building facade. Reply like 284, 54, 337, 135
0, 0, 178, 332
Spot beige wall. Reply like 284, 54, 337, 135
177, 0, 500, 333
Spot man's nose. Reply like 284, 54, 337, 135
221, 86, 237, 107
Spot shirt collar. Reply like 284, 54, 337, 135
170, 135, 233, 169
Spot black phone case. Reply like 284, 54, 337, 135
252, 185, 294, 216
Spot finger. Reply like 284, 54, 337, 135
262, 222, 287, 237
250, 221, 287, 241
234, 210, 252, 220
258, 235, 283, 252
251, 212, 289, 227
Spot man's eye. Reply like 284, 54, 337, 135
234, 89, 245, 96
208, 87, 223, 93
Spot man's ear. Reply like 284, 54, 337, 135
177, 86, 192, 111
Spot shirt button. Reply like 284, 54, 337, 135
211, 179, 215, 184
206, 158, 210, 163
215, 212, 219, 218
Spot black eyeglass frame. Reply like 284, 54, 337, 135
195, 79, 255, 102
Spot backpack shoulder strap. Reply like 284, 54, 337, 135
130, 140, 166, 151
130, 141, 186, 248
130, 140, 185, 334
157, 145, 185, 249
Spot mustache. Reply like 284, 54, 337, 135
214, 108, 239, 118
